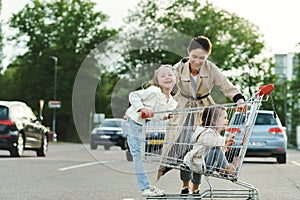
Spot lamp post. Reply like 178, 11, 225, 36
50, 56, 58, 142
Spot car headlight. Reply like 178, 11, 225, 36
116, 131, 123, 135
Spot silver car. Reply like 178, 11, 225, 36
89, 118, 126, 150
225, 110, 287, 163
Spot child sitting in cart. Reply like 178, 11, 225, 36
183, 106, 238, 176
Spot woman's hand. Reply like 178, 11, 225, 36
163, 114, 173, 120
236, 98, 247, 112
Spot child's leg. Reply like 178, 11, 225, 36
125, 118, 150, 191
191, 173, 201, 193
204, 147, 228, 171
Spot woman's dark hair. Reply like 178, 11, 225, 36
201, 106, 226, 127
187, 36, 212, 55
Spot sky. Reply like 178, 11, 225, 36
1, 0, 300, 67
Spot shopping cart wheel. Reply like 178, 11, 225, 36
126, 150, 133, 161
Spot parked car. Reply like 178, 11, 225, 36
125, 120, 166, 161
0, 101, 48, 157
225, 110, 287, 163
90, 118, 126, 150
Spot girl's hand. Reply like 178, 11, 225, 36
140, 108, 154, 118
226, 134, 235, 146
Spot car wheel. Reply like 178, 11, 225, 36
126, 150, 133, 162
90, 142, 97, 150
10, 133, 24, 157
104, 145, 110, 150
276, 153, 286, 164
36, 135, 48, 157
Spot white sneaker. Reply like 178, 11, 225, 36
142, 186, 165, 197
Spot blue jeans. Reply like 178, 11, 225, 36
122, 117, 150, 191
205, 147, 228, 171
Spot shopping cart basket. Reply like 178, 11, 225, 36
141, 84, 274, 199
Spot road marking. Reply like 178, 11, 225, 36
291, 161, 300, 166
58, 160, 117, 171
59, 161, 100, 171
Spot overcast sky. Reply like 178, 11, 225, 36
1, 0, 300, 67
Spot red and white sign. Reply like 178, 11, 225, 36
48, 101, 61, 108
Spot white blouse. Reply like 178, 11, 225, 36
125, 86, 177, 125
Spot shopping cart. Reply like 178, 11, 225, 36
141, 84, 274, 200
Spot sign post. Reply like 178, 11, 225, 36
48, 101, 61, 142
39, 99, 44, 120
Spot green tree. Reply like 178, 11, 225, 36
5, 0, 117, 142
289, 51, 300, 146
0, 0, 3, 73
121, 0, 277, 99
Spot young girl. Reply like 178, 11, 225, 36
122, 65, 177, 197
183, 106, 237, 182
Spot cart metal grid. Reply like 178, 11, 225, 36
141, 84, 274, 200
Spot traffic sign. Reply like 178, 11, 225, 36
48, 101, 61, 108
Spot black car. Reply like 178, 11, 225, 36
0, 101, 48, 157
90, 118, 126, 150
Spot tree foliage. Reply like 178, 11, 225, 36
0, 0, 290, 143
121, 0, 277, 99
289, 52, 300, 146
3, 0, 117, 141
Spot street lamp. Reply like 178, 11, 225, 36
50, 56, 58, 142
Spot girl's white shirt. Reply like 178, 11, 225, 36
125, 86, 178, 125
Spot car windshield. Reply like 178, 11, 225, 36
100, 120, 122, 127
231, 112, 277, 126
0, 106, 9, 120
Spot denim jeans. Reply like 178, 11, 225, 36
122, 117, 150, 191
205, 147, 228, 171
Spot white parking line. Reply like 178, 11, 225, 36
58, 160, 116, 171
291, 161, 300, 166
59, 161, 100, 171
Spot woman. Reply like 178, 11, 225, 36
157, 36, 246, 194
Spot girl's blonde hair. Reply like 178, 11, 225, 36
142, 64, 175, 88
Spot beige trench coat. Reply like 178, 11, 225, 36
157, 58, 243, 181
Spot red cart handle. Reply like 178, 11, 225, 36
257, 84, 274, 97
141, 112, 154, 119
